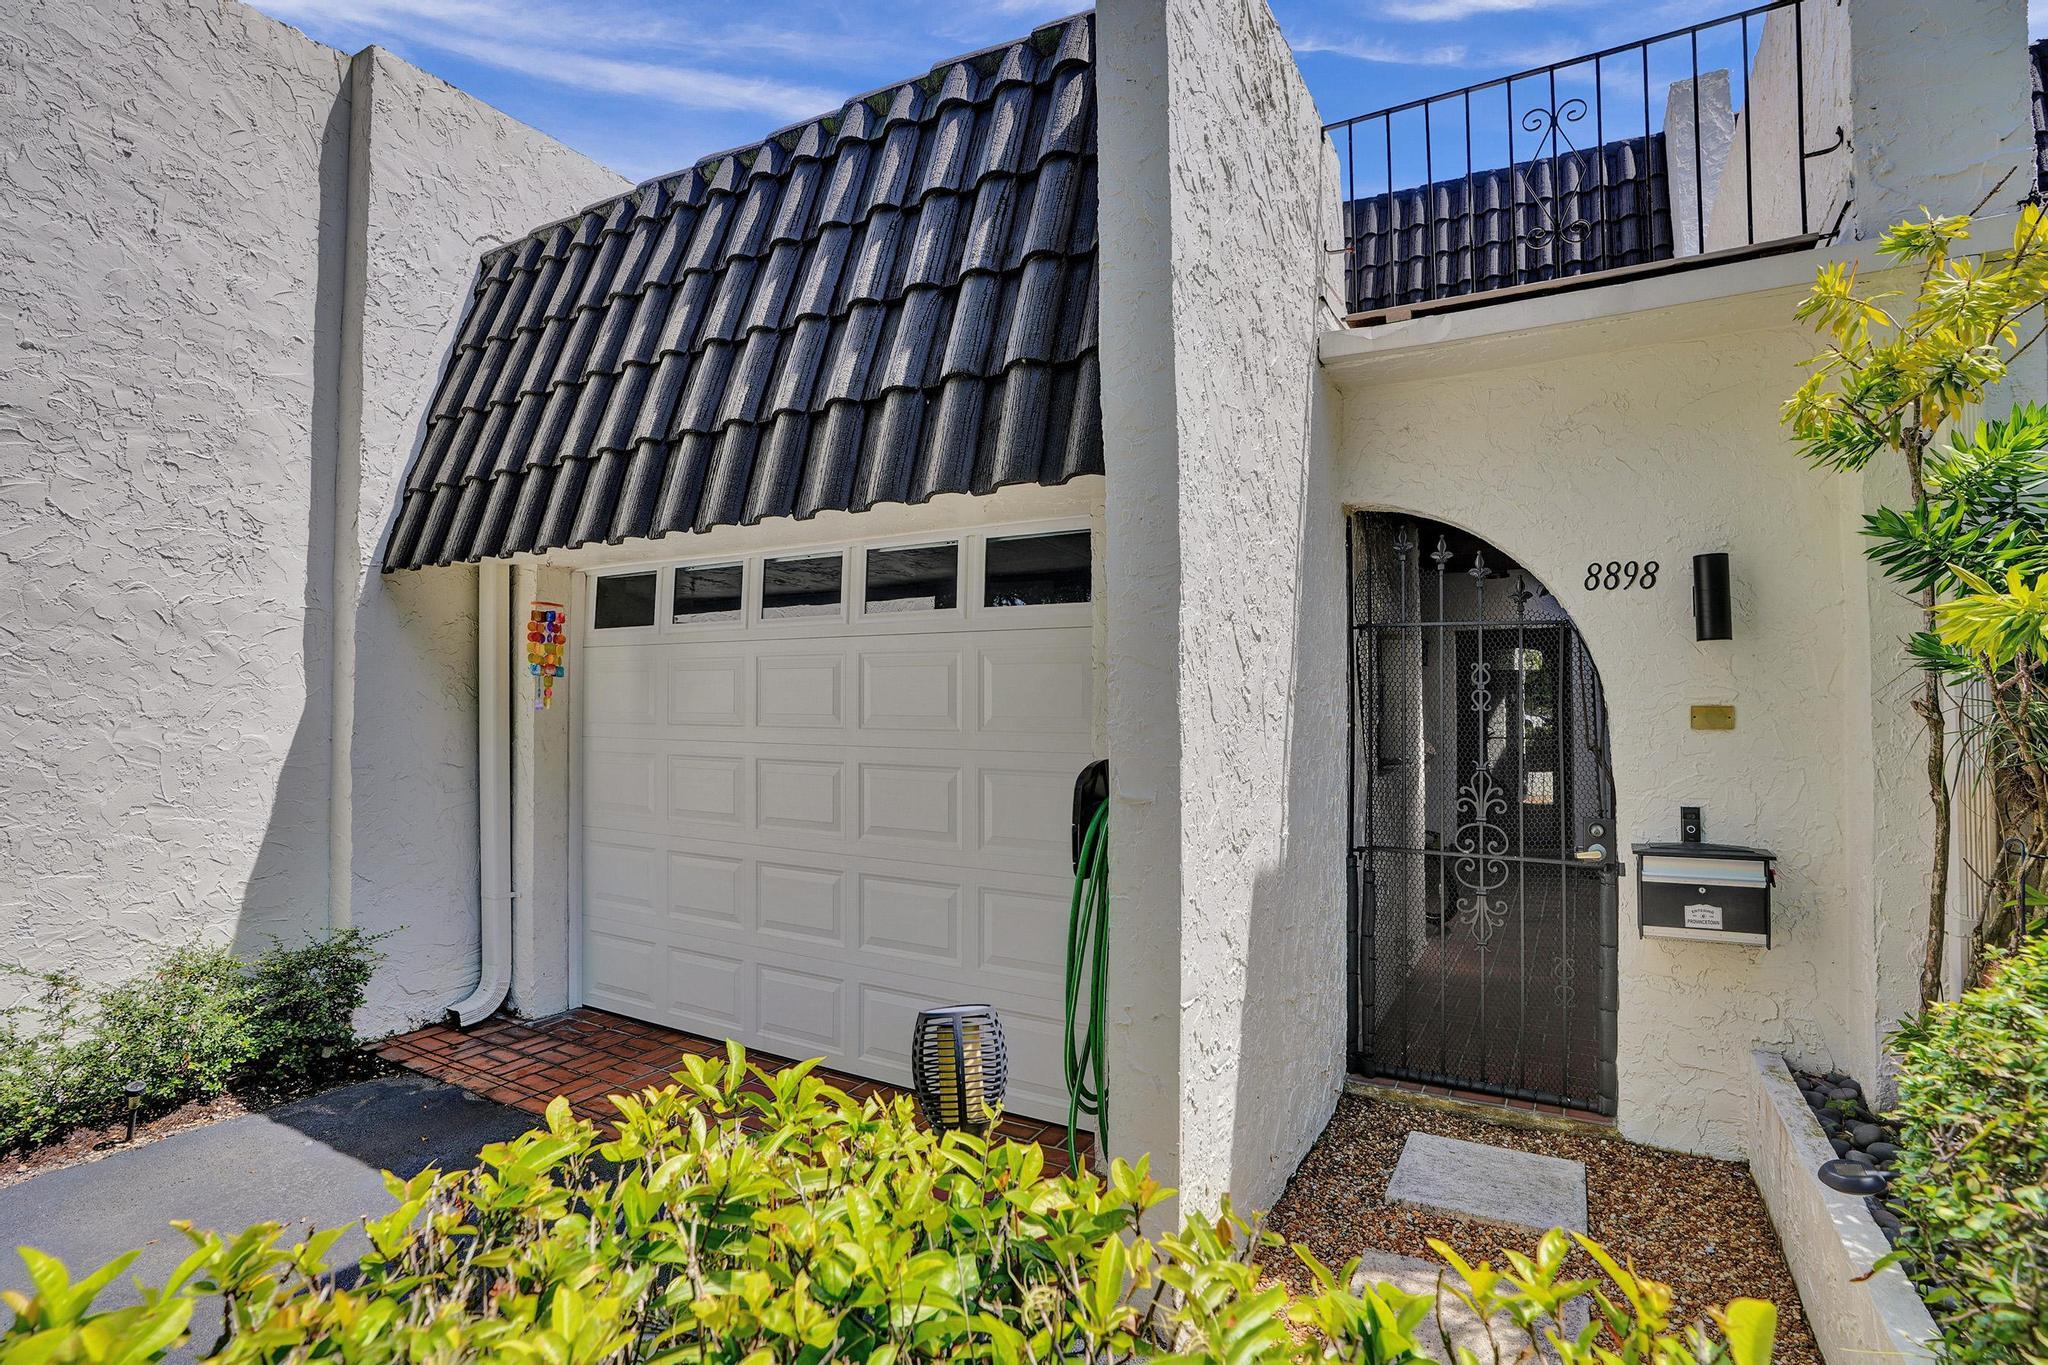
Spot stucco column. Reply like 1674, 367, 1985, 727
1098, 0, 1188, 1213
1099, 0, 1348, 1218
1846, 0, 2031, 239
1841, 0, 2032, 1076
510, 562, 574, 1017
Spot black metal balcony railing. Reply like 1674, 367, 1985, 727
1326, 0, 1840, 320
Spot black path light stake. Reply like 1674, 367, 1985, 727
123, 1079, 146, 1143
910, 1005, 1007, 1136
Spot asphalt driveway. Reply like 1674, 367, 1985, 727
0, 1073, 535, 1358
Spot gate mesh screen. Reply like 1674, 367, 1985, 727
1349, 514, 1618, 1114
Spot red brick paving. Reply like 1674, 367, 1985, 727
377, 1007, 1092, 1176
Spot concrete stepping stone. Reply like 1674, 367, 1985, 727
1350, 1250, 1591, 1362
1384, 1132, 1589, 1234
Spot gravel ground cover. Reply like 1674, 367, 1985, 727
1259, 1091, 1820, 1364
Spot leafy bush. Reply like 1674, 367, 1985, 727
0, 931, 382, 1152
1888, 933, 2048, 1361
0, 1048, 1776, 1364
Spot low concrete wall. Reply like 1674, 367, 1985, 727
1748, 1051, 1936, 1363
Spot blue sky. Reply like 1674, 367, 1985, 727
252, 0, 2048, 186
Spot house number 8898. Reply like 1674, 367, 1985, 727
1584, 560, 1659, 590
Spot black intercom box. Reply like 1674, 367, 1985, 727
1632, 842, 1774, 947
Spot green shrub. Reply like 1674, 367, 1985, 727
0, 931, 381, 1152
1889, 933, 2048, 1361
0, 1048, 1775, 1364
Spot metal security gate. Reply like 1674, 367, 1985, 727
1348, 513, 1619, 1114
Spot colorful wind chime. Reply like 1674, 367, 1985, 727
527, 601, 566, 709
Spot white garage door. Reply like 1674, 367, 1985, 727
577, 524, 1095, 1123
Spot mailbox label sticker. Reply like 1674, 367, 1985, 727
1684, 903, 1725, 930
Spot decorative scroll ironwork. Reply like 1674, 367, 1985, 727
1348, 512, 1620, 1116
1452, 766, 1511, 946
1522, 100, 1592, 249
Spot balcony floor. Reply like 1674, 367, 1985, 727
376, 1007, 1092, 1177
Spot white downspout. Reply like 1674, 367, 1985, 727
448, 558, 514, 1026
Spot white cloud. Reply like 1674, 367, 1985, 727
258, 0, 847, 120
1290, 32, 1472, 65
1378, 0, 1593, 20
431, 34, 840, 120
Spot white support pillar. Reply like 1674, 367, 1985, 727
511, 563, 574, 1017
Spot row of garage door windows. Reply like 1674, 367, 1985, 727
590, 529, 1094, 630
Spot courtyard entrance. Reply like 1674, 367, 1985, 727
1348, 513, 1619, 1115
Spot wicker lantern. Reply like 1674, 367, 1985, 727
910, 1004, 1006, 1133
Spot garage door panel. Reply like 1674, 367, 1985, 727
857, 762, 961, 848
756, 964, 846, 1054
587, 652, 660, 726
666, 948, 747, 1033
858, 650, 961, 733
978, 886, 1071, 984
857, 872, 962, 966
756, 758, 844, 835
585, 839, 662, 925
756, 653, 846, 729
979, 766, 1073, 860
667, 754, 746, 826
668, 656, 747, 727
978, 645, 1092, 736
586, 749, 660, 826
585, 926, 663, 1008
756, 862, 847, 947
669, 850, 745, 930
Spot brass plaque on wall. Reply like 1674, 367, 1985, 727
1691, 704, 1736, 731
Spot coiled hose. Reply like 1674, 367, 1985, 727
1065, 800, 1109, 1164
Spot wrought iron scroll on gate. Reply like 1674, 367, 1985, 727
1347, 514, 1619, 1115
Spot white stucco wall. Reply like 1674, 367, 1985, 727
2, 0, 354, 983
1098, 0, 1349, 1216
0, 0, 620, 1028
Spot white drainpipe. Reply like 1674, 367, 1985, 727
448, 558, 514, 1027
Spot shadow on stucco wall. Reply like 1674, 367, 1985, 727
1226, 365, 1350, 1214
229, 85, 353, 965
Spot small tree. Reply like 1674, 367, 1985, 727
1783, 198, 2048, 1002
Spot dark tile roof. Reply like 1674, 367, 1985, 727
385, 14, 1098, 571
1343, 134, 1673, 315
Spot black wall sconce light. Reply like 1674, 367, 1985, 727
910, 1005, 1007, 1135
1693, 552, 1733, 641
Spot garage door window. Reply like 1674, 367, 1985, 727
592, 572, 657, 629
863, 543, 958, 613
673, 564, 743, 624
985, 530, 1091, 607
761, 553, 843, 620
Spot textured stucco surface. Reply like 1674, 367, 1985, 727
1098, 0, 1348, 1216
1846, 0, 2031, 242
1747, 1052, 1936, 1361
0, 0, 620, 1029
2, 0, 354, 981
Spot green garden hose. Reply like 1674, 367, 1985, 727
1065, 801, 1109, 1164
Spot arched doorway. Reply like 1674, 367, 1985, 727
1348, 512, 1618, 1115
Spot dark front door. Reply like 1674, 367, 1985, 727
1347, 513, 1618, 1114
